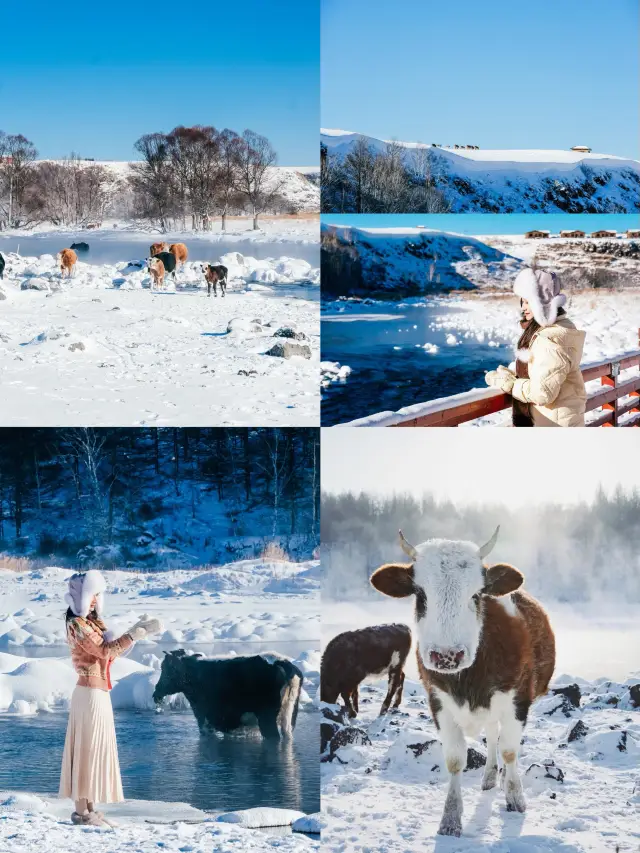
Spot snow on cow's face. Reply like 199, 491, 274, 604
410, 539, 486, 674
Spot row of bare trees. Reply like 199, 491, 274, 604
130, 126, 286, 231
0, 125, 291, 231
321, 139, 451, 213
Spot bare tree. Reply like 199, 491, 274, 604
166, 126, 221, 231
129, 133, 177, 231
28, 156, 114, 226
216, 129, 243, 231
63, 429, 110, 544
342, 137, 375, 213
237, 130, 282, 230
0, 132, 38, 227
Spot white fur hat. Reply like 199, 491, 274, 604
513, 268, 566, 327
64, 569, 107, 617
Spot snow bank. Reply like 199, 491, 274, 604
217, 806, 306, 827
0, 792, 319, 852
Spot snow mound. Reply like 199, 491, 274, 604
217, 807, 306, 827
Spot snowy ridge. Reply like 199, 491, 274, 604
321, 129, 640, 212
322, 675, 640, 851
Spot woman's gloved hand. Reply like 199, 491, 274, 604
485, 365, 516, 393
128, 617, 163, 641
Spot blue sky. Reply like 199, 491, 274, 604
322, 214, 640, 235
322, 0, 639, 158
0, 0, 319, 163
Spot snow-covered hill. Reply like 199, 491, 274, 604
321, 129, 640, 213
322, 674, 640, 852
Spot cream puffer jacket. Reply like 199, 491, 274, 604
511, 317, 587, 427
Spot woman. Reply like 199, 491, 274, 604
485, 267, 586, 427
59, 569, 162, 826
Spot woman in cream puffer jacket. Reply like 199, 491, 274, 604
485, 268, 586, 427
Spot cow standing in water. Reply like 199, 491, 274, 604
371, 527, 555, 837
153, 650, 303, 739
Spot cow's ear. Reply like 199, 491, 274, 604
483, 563, 523, 596
371, 563, 415, 598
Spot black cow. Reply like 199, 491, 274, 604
0, 252, 4, 280
153, 650, 303, 739
201, 263, 228, 297
149, 250, 177, 280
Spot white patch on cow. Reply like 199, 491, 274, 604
434, 686, 516, 739
390, 651, 401, 668
412, 539, 485, 672
496, 594, 519, 618
260, 651, 286, 665
277, 674, 301, 738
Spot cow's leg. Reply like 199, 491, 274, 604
437, 708, 466, 837
207, 280, 211, 297
341, 689, 357, 718
499, 704, 527, 813
392, 670, 405, 708
481, 719, 500, 790
351, 685, 359, 715
257, 712, 280, 739
380, 667, 401, 715
221, 280, 226, 297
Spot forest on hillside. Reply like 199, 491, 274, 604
0, 428, 319, 569
322, 489, 640, 602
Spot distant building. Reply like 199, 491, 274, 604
571, 145, 592, 153
626, 229, 640, 239
560, 230, 586, 238
590, 230, 618, 238
525, 230, 550, 239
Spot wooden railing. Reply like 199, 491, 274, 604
341, 333, 640, 428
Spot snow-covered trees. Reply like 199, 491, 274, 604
0, 428, 320, 567
0, 132, 38, 228
321, 140, 451, 214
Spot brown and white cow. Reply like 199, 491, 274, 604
148, 257, 165, 290
371, 527, 555, 837
170, 243, 188, 268
56, 248, 78, 278
150, 242, 170, 257
201, 263, 228, 297
321, 624, 412, 718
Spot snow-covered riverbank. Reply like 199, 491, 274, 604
0, 792, 321, 852
0, 252, 319, 426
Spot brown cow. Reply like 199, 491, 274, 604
148, 257, 165, 290
321, 624, 411, 718
150, 242, 170, 256
201, 263, 228, 297
57, 249, 78, 278
371, 527, 555, 837
170, 243, 188, 268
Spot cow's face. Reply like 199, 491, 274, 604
371, 529, 523, 675
153, 649, 196, 703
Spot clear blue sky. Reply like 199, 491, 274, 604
322, 0, 639, 158
322, 214, 640, 235
0, 0, 319, 164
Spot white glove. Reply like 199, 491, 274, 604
128, 617, 163, 640
485, 365, 516, 393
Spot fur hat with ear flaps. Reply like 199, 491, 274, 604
64, 569, 107, 618
513, 268, 566, 328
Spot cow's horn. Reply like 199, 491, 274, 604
478, 525, 500, 560
398, 530, 418, 561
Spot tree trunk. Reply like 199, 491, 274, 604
221, 211, 227, 232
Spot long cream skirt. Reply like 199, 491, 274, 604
59, 685, 124, 803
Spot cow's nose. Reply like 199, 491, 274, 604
429, 647, 466, 669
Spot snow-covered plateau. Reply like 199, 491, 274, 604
0, 250, 320, 426
321, 129, 640, 213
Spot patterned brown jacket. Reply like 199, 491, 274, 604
67, 616, 133, 691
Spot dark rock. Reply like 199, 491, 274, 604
552, 684, 581, 709
325, 726, 371, 761
526, 760, 564, 783
567, 720, 589, 743
617, 731, 628, 753
465, 748, 487, 770
628, 684, 640, 708
321, 722, 340, 754
544, 694, 576, 718
406, 739, 437, 758
273, 326, 309, 341
265, 341, 312, 359
68, 342, 85, 352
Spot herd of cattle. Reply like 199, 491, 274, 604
321, 528, 556, 838
0, 243, 229, 296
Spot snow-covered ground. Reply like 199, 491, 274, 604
321, 129, 640, 212
0, 251, 319, 426
1, 215, 319, 244
0, 560, 320, 713
322, 599, 640, 852
0, 793, 320, 852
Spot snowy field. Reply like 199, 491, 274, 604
322, 599, 640, 852
0, 248, 320, 426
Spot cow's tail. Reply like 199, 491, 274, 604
276, 662, 303, 738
